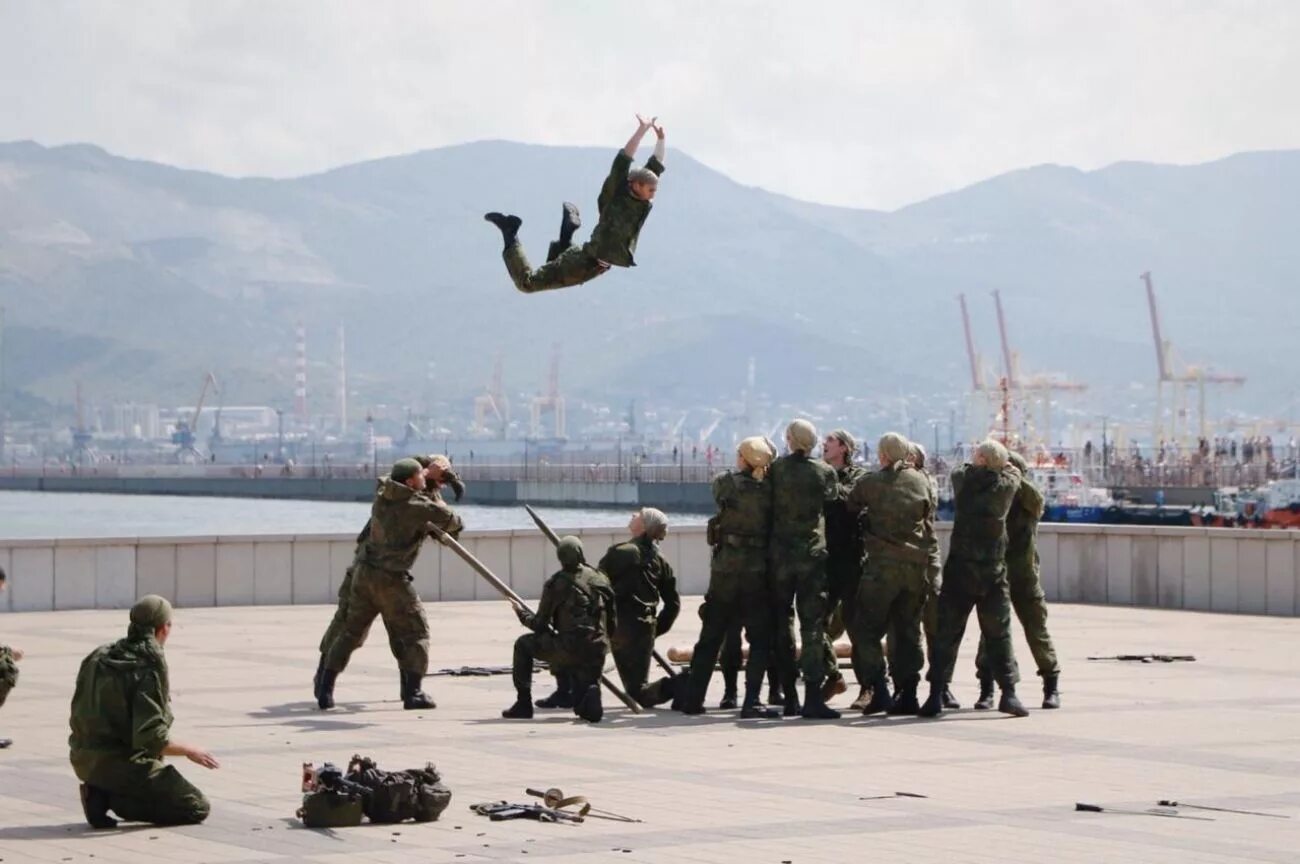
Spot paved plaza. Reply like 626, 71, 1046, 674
2, 598, 1300, 863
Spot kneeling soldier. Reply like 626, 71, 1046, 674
503, 537, 616, 723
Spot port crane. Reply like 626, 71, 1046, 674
173, 372, 217, 463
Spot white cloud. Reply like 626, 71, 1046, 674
1, 0, 1297, 208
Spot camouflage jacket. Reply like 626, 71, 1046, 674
948, 463, 1022, 566
847, 464, 935, 566
360, 477, 462, 573
824, 463, 868, 573
584, 150, 665, 267
68, 635, 171, 779
531, 563, 616, 651
1006, 472, 1046, 572
599, 536, 680, 635
710, 468, 772, 574
769, 452, 838, 559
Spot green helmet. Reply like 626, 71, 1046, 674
557, 536, 586, 568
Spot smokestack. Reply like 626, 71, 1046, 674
337, 324, 347, 434
294, 322, 308, 422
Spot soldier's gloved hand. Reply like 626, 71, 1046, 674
655, 614, 673, 637
445, 471, 466, 502
514, 605, 536, 630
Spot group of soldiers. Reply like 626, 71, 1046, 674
504, 420, 1060, 725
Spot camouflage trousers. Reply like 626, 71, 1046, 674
503, 238, 610, 294
849, 559, 929, 689
512, 631, 605, 695
685, 571, 773, 709
975, 553, 1059, 679
825, 557, 864, 686
323, 564, 430, 675
887, 563, 940, 682
770, 555, 834, 691
79, 758, 209, 826
926, 561, 1021, 687
317, 566, 376, 670
611, 618, 675, 707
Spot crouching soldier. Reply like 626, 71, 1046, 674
503, 537, 615, 724
69, 595, 219, 829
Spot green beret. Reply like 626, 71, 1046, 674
391, 458, 423, 482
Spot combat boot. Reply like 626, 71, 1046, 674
559, 202, 581, 245
1042, 674, 1061, 709
79, 783, 117, 830
483, 212, 522, 249
997, 685, 1030, 718
782, 690, 802, 717
859, 676, 893, 716
918, 682, 946, 718
719, 668, 739, 710
943, 686, 962, 709
849, 686, 871, 711
400, 672, 437, 710
767, 669, 784, 706
886, 684, 920, 716
0, 738, 11, 749
740, 684, 780, 719
312, 656, 325, 699
973, 676, 996, 710
316, 668, 338, 711
575, 683, 604, 723
535, 672, 574, 709
502, 691, 534, 719
800, 679, 842, 720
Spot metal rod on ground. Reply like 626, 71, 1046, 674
1158, 800, 1290, 819
525, 505, 678, 679
1075, 803, 1213, 820
859, 792, 928, 800
427, 524, 641, 714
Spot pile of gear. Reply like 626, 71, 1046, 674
298, 755, 451, 828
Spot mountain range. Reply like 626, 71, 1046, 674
1, 138, 1296, 429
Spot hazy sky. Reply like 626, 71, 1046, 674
1, 1, 1297, 209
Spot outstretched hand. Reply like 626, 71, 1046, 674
652, 120, 665, 139
635, 113, 657, 130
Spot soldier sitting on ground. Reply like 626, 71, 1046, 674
69, 595, 219, 829
485, 115, 665, 294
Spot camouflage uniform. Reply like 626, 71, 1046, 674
503, 150, 665, 293
846, 464, 935, 697
0, 645, 18, 709
927, 464, 1023, 689
601, 535, 680, 707
975, 468, 1058, 680
513, 544, 615, 701
323, 477, 462, 676
68, 635, 209, 825
768, 452, 839, 701
825, 462, 868, 686
682, 468, 775, 711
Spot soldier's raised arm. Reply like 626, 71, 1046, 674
417, 495, 463, 539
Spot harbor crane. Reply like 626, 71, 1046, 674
529, 343, 567, 439
1141, 271, 1245, 446
472, 353, 510, 439
991, 290, 1087, 451
69, 380, 100, 467
173, 372, 217, 463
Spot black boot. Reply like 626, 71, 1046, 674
574, 683, 603, 723
80, 783, 117, 829
401, 672, 436, 710
535, 672, 574, 709
800, 679, 842, 720
998, 685, 1030, 718
719, 668, 739, 710
558, 202, 581, 246
0, 737, 11, 749
740, 684, 780, 719
849, 686, 871, 711
503, 691, 534, 719
918, 682, 946, 718
942, 686, 962, 709
483, 212, 522, 250
316, 668, 338, 710
973, 677, 995, 710
767, 668, 784, 706
885, 684, 920, 716
860, 677, 893, 716
313, 655, 325, 698
1042, 674, 1061, 709
643, 676, 678, 708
